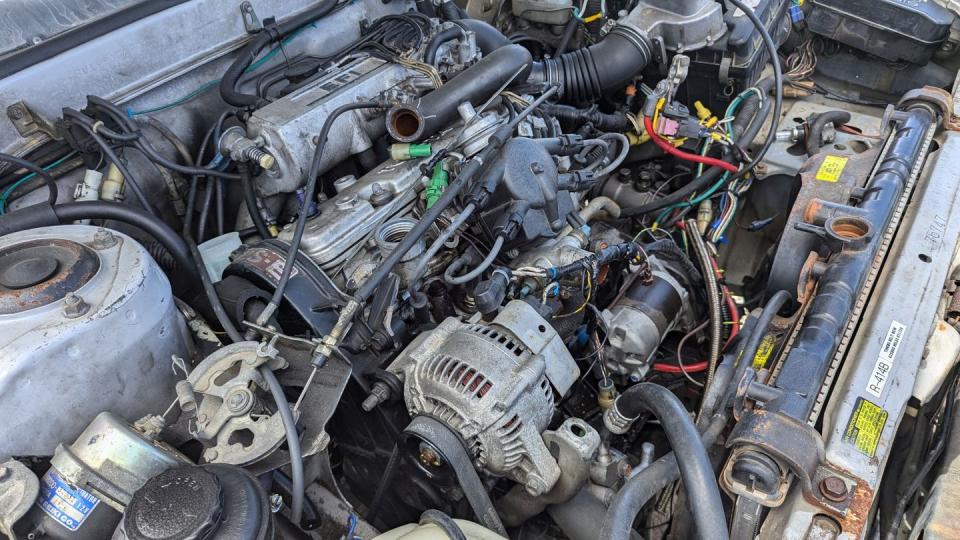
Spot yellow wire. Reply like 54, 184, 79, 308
573, 272, 592, 314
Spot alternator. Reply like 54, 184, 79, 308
387, 301, 579, 496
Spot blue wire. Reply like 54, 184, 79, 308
126, 24, 314, 118
0, 152, 78, 214
345, 513, 359, 540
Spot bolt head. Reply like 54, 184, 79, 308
819, 476, 848, 502
92, 228, 118, 249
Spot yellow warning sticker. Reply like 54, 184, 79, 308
752, 334, 777, 369
842, 398, 888, 457
816, 155, 848, 182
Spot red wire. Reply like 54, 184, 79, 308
653, 361, 709, 374
709, 256, 740, 348
643, 116, 739, 174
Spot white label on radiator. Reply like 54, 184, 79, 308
866, 321, 906, 398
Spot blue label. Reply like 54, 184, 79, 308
36, 469, 100, 532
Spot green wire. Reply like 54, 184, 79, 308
126, 25, 313, 117
0, 152, 78, 214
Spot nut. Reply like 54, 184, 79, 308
63, 293, 89, 319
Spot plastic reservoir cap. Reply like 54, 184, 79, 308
124, 465, 224, 540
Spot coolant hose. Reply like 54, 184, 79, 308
456, 19, 513, 53
219, 0, 339, 108
602, 416, 728, 540
728, 290, 791, 402
806, 110, 851, 156
386, 44, 533, 142
424, 26, 464, 66
603, 383, 727, 540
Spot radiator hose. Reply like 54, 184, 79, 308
386, 44, 533, 142
602, 383, 727, 540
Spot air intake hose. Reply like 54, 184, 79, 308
528, 26, 653, 104
452, 19, 653, 105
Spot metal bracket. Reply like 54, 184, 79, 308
240, 1, 263, 33
7, 101, 61, 140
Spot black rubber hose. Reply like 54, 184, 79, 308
540, 103, 630, 132
458, 17, 652, 105
619, 155, 730, 218
55, 202, 194, 277
528, 26, 652, 104
603, 384, 727, 540
602, 416, 727, 540
385, 44, 532, 142
0, 152, 58, 207
86, 96, 243, 181
456, 19, 512, 53
424, 26, 463, 66
555, 15, 579, 55
220, 0, 339, 108
197, 178, 214, 242
728, 290, 791, 401
419, 510, 467, 540
438, 0, 463, 21
240, 162, 271, 239
731, 78, 774, 141
63, 109, 158, 216
722, 0, 783, 183
260, 365, 305, 526
806, 110, 851, 156
0, 201, 196, 284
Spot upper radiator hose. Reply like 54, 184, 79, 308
386, 44, 533, 142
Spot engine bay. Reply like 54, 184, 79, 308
2, 0, 960, 538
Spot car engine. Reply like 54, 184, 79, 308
2, 0, 960, 538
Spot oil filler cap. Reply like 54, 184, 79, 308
124, 465, 224, 540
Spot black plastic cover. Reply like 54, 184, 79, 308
673, 0, 791, 112
808, 0, 955, 64
119, 464, 272, 540
123, 466, 223, 540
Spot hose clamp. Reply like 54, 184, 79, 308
603, 401, 637, 435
